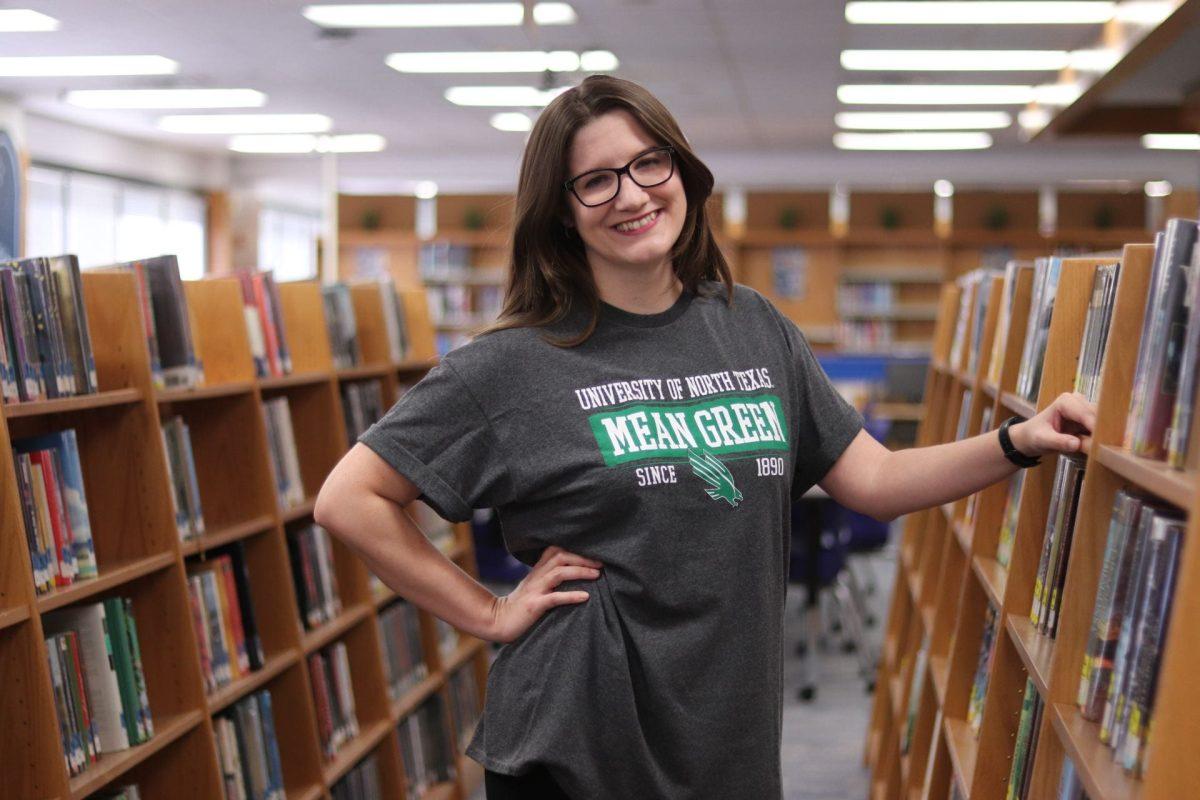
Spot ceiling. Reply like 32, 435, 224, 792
3, 1, 1197, 195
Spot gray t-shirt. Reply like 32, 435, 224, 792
360, 281, 862, 799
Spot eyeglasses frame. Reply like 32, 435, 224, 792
563, 146, 676, 208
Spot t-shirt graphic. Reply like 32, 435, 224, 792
359, 282, 863, 799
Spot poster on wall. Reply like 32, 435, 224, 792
771, 245, 807, 299
0, 130, 18, 260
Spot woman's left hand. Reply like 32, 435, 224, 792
1010, 391, 1098, 458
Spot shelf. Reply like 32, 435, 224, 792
889, 675, 905, 722
291, 783, 325, 800
943, 716, 978, 799
36, 551, 176, 615
1094, 445, 1196, 511
1005, 614, 1054, 699
841, 268, 945, 284
843, 230, 946, 247
1000, 391, 1037, 420
206, 647, 299, 714
156, 381, 255, 404
281, 496, 318, 523
336, 364, 393, 382
257, 371, 330, 391
953, 519, 972, 555
838, 304, 941, 321
301, 603, 371, 655
445, 636, 486, 673
940, 502, 954, 524
67, 709, 203, 800
397, 357, 438, 373
391, 672, 445, 723
737, 230, 841, 247
3, 388, 142, 419
920, 603, 936, 638
929, 655, 949, 706
972, 556, 1008, 610
372, 585, 398, 609
980, 381, 999, 401
1049, 703, 1144, 800
322, 717, 392, 787
180, 514, 275, 557
0, 604, 30, 630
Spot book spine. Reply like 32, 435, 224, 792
1167, 228, 1200, 467
14, 451, 49, 592
178, 420, 205, 536
227, 542, 265, 670
0, 274, 19, 402
101, 598, 143, 744
58, 429, 97, 578
45, 634, 79, 775
66, 629, 102, 761
216, 557, 250, 677
121, 598, 154, 739
29, 451, 70, 586
256, 690, 286, 798
188, 576, 215, 694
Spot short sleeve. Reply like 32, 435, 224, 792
358, 360, 515, 522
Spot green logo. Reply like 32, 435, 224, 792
688, 448, 743, 507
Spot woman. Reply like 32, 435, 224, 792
314, 75, 1094, 799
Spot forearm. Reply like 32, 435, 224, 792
314, 490, 499, 641
872, 428, 1020, 520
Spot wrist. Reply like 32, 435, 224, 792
1008, 421, 1037, 458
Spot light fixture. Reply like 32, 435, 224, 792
158, 114, 332, 134
833, 132, 993, 150
491, 112, 533, 132
228, 133, 386, 153
1033, 82, 1083, 106
0, 10, 59, 31
1141, 133, 1200, 150
845, 2, 1116, 25
67, 89, 266, 109
302, 2, 576, 27
838, 84, 1036, 104
415, 181, 439, 199
835, 111, 1012, 130
1144, 180, 1173, 197
841, 50, 1071, 71
580, 50, 620, 71
934, 180, 955, 197
444, 85, 570, 106
1068, 49, 1121, 72
0, 55, 178, 77
1113, 1, 1175, 25
1017, 108, 1052, 133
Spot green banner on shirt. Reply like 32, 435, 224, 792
587, 393, 789, 467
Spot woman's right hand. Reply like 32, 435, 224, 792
486, 546, 604, 644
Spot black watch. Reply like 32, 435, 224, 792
998, 415, 1040, 468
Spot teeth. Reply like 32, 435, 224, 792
616, 210, 658, 232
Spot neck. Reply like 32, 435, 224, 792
590, 258, 683, 315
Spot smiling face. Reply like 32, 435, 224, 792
565, 109, 687, 278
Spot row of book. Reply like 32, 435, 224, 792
332, 753, 384, 800
120, 255, 204, 390
1015, 256, 1062, 403
309, 641, 360, 760
378, 599, 429, 702
0, 255, 97, 403
263, 396, 306, 510
399, 695, 457, 797
214, 689, 286, 800
341, 379, 386, 442
837, 281, 896, 313
1030, 454, 1086, 638
12, 428, 97, 594
288, 523, 343, 631
186, 544, 265, 695
425, 283, 503, 327
1005, 677, 1045, 800
418, 242, 472, 279
966, 604, 999, 737
1126, 217, 1200, 468
44, 598, 154, 778
322, 278, 413, 370
1077, 490, 1183, 776
837, 320, 894, 352
236, 270, 292, 380
448, 665, 481, 749
162, 415, 205, 541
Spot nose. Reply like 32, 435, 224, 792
613, 173, 650, 210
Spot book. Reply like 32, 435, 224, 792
995, 471, 1026, 569
966, 605, 998, 736
1030, 455, 1085, 635
1016, 256, 1063, 403
262, 397, 305, 509
1167, 223, 1200, 468
332, 753, 383, 800
340, 379, 386, 442
13, 429, 97, 581
948, 274, 976, 369
0, 266, 45, 400
321, 283, 361, 369
448, 664, 482, 749
101, 597, 151, 744
1073, 262, 1120, 403
379, 277, 410, 363
108, 255, 203, 389
378, 599, 428, 701
48, 254, 98, 394
987, 261, 1031, 386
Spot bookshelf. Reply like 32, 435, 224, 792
864, 239, 1200, 800
0, 272, 490, 799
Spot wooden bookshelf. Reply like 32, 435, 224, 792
865, 239, 1200, 799
0, 273, 489, 798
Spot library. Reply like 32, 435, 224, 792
0, 3, 1199, 800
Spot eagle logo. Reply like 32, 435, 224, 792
687, 448, 743, 507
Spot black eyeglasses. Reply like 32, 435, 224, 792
564, 146, 676, 207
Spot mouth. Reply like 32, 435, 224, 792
612, 209, 661, 235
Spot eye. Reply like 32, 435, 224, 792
583, 173, 613, 191
634, 153, 664, 170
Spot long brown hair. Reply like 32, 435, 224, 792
482, 75, 734, 346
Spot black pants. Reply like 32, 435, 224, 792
484, 765, 571, 799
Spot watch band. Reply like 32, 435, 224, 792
998, 415, 1040, 468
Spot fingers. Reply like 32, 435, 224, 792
1054, 392, 1097, 434
541, 590, 591, 609
535, 545, 604, 571
540, 564, 602, 590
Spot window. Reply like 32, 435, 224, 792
24, 164, 207, 277
258, 206, 321, 281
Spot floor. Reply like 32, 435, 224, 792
468, 546, 896, 800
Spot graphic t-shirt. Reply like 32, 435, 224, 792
359, 281, 863, 799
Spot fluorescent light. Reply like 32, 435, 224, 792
388, 51, 580, 73
841, 50, 1071, 71
158, 113, 332, 134
835, 111, 1012, 130
491, 112, 533, 132
1114, 1, 1174, 24
0, 55, 177, 77
580, 50, 619, 71
1033, 82, 1083, 106
833, 132, 993, 150
838, 84, 1036, 104
303, 2, 575, 27
445, 85, 570, 106
0, 10, 59, 31
229, 133, 386, 154
1142, 133, 1200, 150
1068, 48, 1121, 72
934, 180, 955, 197
1145, 180, 1173, 197
415, 181, 439, 199
845, 2, 1116, 24
67, 88, 266, 109
1018, 108, 1052, 134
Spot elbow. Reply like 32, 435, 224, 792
313, 477, 346, 537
